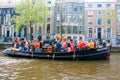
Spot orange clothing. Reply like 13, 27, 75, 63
57, 36, 62, 42
33, 42, 40, 50
89, 42, 94, 49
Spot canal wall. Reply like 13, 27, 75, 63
0, 42, 120, 52
0, 42, 13, 49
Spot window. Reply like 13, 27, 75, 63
57, 6, 60, 12
97, 18, 102, 25
97, 4, 102, 8
89, 28, 92, 38
79, 16, 82, 23
48, 1, 51, 4
48, 7, 51, 10
6, 14, 11, 24
0, 10, 1, 14
7, 9, 10, 14
73, 26, 77, 34
73, 15, 77, 22
80, 6, 83, 11
106, 19, 111, 24
73, 6, 77, 12
67, 6, 71, 12
88, 17, 93, 25
88, 11, 93, 15
0, 16, 1, 24
97, 11, 102, 15
68, 26, 71, 34
57, 26, 60, 33
106, 11, 111, 15
47, 17, 50, 22
117, 15, 120, 21
88, 4, 92, 7
106, 4, 111, 7
107, 28, 111, 38
79, 26, 82, 34
116, 6, 120, 13
67, 15, 71, 22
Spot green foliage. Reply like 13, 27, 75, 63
12, 0, 48, 31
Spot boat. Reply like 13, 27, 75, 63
3, 47, 110, 60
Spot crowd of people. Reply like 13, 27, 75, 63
12, 35, 108, 53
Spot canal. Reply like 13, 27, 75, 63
0, 51, 120, 80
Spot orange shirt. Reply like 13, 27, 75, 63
89, 42, 94, 48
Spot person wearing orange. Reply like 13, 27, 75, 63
89, 41, 94, 49
62, 36, 68, 52
57, 36, 62, 42
56, 37, 62, 52
34, 41, 41, 53
16, 38, 20, 48
12, 38, 17, 48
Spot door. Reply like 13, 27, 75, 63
98, 28, 101, 39
7, 30, 9, 37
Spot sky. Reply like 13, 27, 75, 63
84, 0, 116, 2
0, 0, 117, 3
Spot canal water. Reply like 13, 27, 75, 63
0, 51, 120, 80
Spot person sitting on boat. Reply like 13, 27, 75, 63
102, 39, 106, 48
89, 41, 94, 49
61, 36, 68, 52
13, 38, 20, 48
20, 38, 25, 51
16, 38, 20, 48
51, 40, 56, 52
85, 41, 90, 49
68, 40, 74, 52
44, 35, 51, 47
12, 38, 17, 48
27, 40, 31, 51
56, 36, 62, 52
79, 40, 87, 51
74, 40, 78, 50
33, 41, 41, 53
93, 39, 99, 48
24, 39, 29, 51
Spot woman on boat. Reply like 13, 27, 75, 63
56, 36, 62, 52
62, 36, 68, 52
68, 39, 74, 52
24, 39, 29, 51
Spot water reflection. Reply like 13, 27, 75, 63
0, 52, 120, 80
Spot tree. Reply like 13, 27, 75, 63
12, 0, 48, 41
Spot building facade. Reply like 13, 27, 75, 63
54, 0, 84, 41
30, 0, 55, 40
85, 2, 116, 45
0, 4, 15, 41
115, 0, 120, 45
